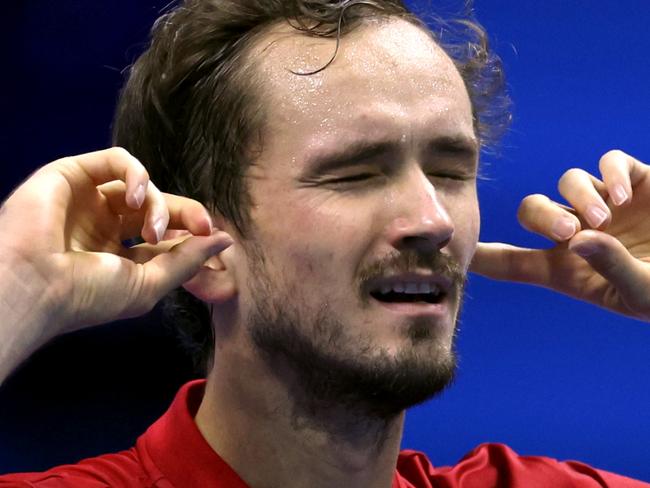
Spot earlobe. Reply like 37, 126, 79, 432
182, 252, 237, 303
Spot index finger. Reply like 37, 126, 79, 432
48, 147, 149, 210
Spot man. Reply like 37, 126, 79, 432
1, 0, 649, 486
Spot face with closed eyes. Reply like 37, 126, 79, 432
231, 17, 479, 416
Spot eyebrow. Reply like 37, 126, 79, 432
426, 135, 479, 157
306, 134, 479, 173
306, 140, 398, 174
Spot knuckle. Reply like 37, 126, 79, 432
564, 167, 585, 180
48, 157, 88, 185
518, 194, 541, 217
558, 168, 584, 190
521, 193, 546, 207
601, 148, 626, 161
53, 156, 81, 175
598, 149, 626, 170
517, 195, 543, 222
110, 146, 132, 159
111, 147, 149, 178
56, 156, 76, 166
188, 198, 207, 214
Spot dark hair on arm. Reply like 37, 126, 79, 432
112, 0, 511, 374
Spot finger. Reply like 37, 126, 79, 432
137, 231, 234, 303
122, 235, 192, 263
98, 181, 212, 240
517, 194, 582, 242
470, 242, 555, 286
50, 147, 149, 210
123, 230, 232, 263
139, 181, 171, 244
598, 150, 648, 206
557, 168, 610, 230
568, 230, 649, 304
97, 180, 169, 244
162, 229, 192, 240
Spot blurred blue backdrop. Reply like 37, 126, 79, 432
1, 0, 649, 481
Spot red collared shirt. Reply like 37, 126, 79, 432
0, 380, 647, 487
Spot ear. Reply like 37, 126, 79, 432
182, 244, 237, 303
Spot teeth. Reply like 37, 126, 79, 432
376, 282, 441, 295
405, 283, 418, 293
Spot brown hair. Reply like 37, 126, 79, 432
112, 0, 510, 373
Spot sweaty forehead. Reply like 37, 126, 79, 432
248, 17, 471, 132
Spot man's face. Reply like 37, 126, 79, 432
233, 18, 479, 418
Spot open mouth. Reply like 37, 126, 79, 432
369, 282, 447, 305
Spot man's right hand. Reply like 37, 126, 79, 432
0, 147, 233, 382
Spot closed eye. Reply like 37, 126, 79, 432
329, 173, 379, 184
427, 172, 474, 181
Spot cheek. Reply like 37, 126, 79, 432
255, 197, 370, 283
448, 191, 480, 266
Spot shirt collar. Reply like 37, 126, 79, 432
137, 379, 408, 487
137, 379, 250, 487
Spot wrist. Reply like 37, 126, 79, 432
0, 252, 64, 383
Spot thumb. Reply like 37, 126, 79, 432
470, 242, 554, 285
568, 230, 648, 300
143, 230, 234, 299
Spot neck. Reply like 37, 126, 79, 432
195, 338, 405, 488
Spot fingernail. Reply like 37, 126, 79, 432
153, 218, 165, 243
133, 184, 145, 209
586, 205, 608, 228
551, 218, 576, 240
570, 242, 598, 257
611, 184, 628, 206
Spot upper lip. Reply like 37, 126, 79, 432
365, 273, 453, 295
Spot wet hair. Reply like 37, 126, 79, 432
112, 0, 511, 373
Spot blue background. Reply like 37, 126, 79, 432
1, 0, 649, 481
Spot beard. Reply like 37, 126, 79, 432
244, 243, 466, 424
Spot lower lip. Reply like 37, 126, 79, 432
371, 297, 450, 317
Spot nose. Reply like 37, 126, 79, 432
384, 171, 454, 253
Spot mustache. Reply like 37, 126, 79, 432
357, 250, 466, 294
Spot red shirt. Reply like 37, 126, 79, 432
0, 380, 647, 487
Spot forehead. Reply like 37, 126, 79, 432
249, 17, 474, 154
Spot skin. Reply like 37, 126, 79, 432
193, 19, 479, 488
0, 148, 234, 382
246, 19, 477, 363
1, 11, 650, 488
474, 150, 650, 319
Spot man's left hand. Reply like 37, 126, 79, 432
470, 150, 650, 321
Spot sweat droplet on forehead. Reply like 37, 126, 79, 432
253, 18, 467, 119
342, 19, 459, 92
